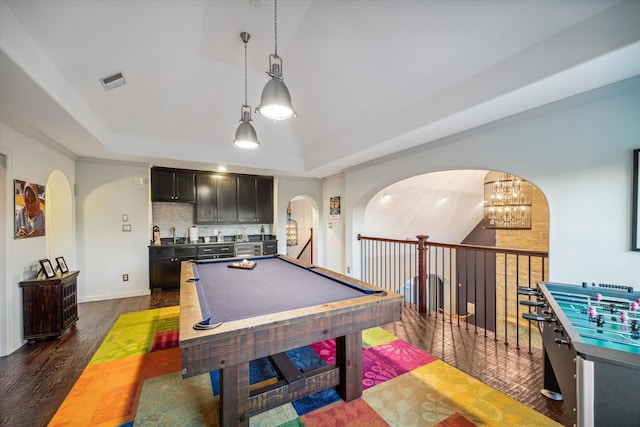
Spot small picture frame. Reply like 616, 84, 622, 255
55, 256, 69, 273
39, 259, 56, 278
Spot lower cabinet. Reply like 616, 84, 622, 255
197, 244, 235, 260
263, 240, 277, 255
19, 271, 80, 341
149, 246, 197, 290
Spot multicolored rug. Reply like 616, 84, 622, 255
49, 307, 560, 426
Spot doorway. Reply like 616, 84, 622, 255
285, 196, 318, 264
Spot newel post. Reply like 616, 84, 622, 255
416, 235, 429, 314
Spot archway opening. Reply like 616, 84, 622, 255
286, 196, 318, 264
361, 169, 549, 348
46, 170, 74, 268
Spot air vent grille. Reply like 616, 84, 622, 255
100, 71, 126, 91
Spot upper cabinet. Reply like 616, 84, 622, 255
153, 167, 274, 225
238, 176, 274, 224
195, 174, 238, 224
151, 168, 196, 203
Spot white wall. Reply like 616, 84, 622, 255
0, 121, 76, 356
343, 77, 640, 288
323, 174, 346, 273
75, 159, 151, 302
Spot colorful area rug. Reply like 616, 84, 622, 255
49, 308, 560, 426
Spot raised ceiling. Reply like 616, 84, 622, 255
1, 0, 639, 178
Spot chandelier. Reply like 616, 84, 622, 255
286, 202, 298, 246
483, 171, 532, 230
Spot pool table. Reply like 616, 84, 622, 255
179, 255, 402, 427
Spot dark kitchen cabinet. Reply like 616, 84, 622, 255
195, 174, 237, 224
263, 240, 278, 255
149, 246, 196, 289
197, 244, 235, 260
151, 168, 196, 203
237, 176, 274, 223
19, 271, 79, 341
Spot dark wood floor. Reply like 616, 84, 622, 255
0, 292, 570, 427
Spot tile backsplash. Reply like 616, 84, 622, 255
151, 202, 270, 239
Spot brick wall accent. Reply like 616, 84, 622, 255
495, 185, 549, 348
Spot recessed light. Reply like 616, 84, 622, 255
382, 194, 391, 201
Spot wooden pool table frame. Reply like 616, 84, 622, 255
179, 255, 402, 427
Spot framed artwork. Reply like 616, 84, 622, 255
14, 180, 46, 239
39, 259, 56, 279
330, 196, 341, 219
56, 256, 69, 273
632, 149, 639, 251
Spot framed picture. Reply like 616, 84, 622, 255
329, 196, 341, 219
14, 180, 46, 239
632, 149, 639, 251
55, 256, 69, 273
39, 259, 56, 279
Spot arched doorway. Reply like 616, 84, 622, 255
46, 170, 75, 268
361, 169, 549, 346
286, 196, 318, 264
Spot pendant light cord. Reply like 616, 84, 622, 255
244, 37, 248, 106
273, 0, 278, 58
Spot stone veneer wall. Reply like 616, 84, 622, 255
494, 185, 549, 349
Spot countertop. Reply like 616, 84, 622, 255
149, 235, 276, 247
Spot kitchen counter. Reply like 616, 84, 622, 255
151, 235, 276, 246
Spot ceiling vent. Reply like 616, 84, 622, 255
100, 71, 126, 91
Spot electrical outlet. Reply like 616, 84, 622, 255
467, 302, 475, 315
123, 274, 129, 281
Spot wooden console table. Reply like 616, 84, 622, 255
19, 271, 80, 341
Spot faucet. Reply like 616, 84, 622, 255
170, 226, 176, 243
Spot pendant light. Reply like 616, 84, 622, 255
257, 0, 295, 121
233, 32, 260, 149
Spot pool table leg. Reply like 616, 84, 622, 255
219, 363, 250, 427
335, 331, 363, 401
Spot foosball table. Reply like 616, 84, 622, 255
520, 281, 640, 427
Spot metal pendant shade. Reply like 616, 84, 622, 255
257, 0, 295, 121
233, 32, 259, 149
233, 110, 259, 149
258, 61, 294, 120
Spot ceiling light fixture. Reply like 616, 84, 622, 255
483, 171, 532, 229
233, 32, 260, 149
257, 0, 295, 121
